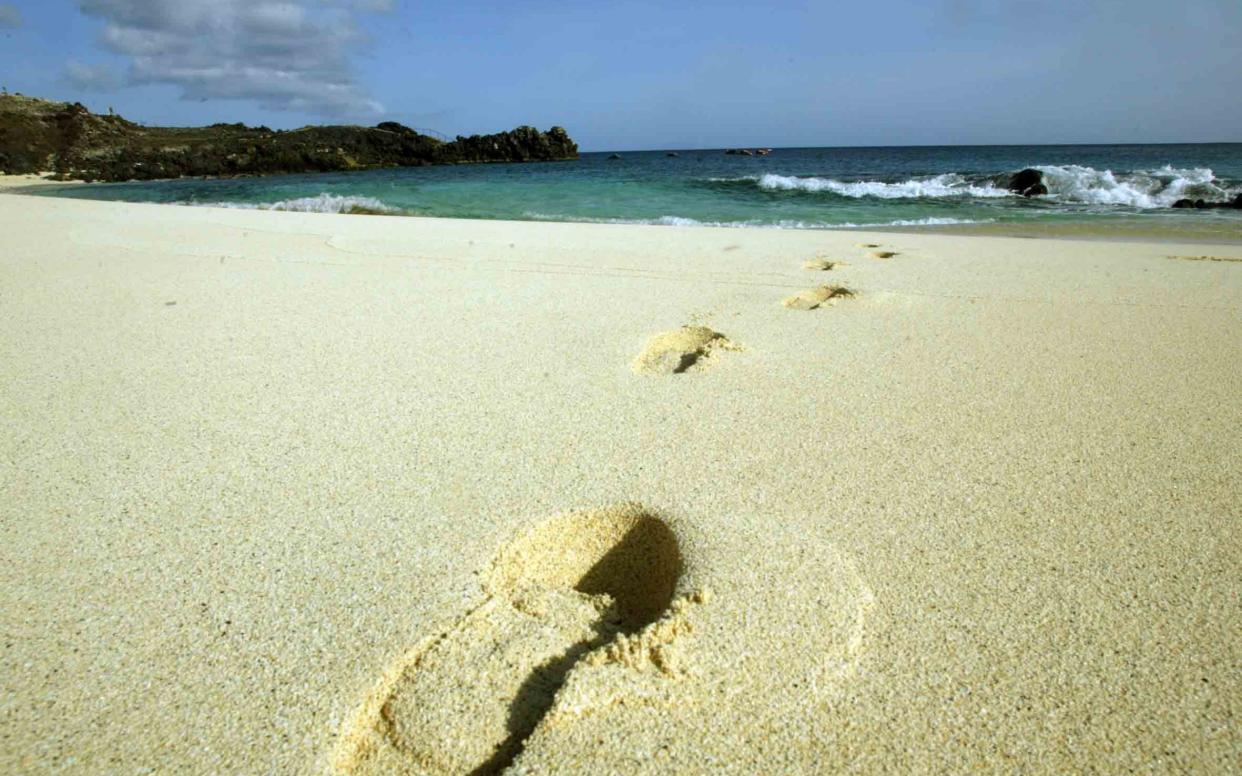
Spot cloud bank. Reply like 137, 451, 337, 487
76, 0, 387, 116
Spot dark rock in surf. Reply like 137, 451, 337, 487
1170, 194, 1242, 210
608, 153, 622, 160
1007, 168, 1046, 197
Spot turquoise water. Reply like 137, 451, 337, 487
24, 144, 1242, 238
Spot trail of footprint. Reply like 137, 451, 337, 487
869, 250, 897, 259
632, 326, 740, 375
802, 259, 837, 271
333, 505, 701, 776
782, 285, 855, 310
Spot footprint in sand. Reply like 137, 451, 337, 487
508, 520, 875, 772
856, 242, 897, 258
802, 258, 837, 271
333, 505, 703, 776
782, 285, 855, 310
632, 326, 740, 375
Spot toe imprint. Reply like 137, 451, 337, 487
782, 285, 855, 310
632, 326, 740, 375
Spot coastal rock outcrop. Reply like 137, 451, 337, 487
0, 93, 578, 182
1171, 194, 1242, 210
1007, 168, 1048, 197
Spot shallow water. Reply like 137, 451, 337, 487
22, 143, 1242, 239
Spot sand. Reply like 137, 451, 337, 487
0, 193, 1239, 774
0, 172, 78, 189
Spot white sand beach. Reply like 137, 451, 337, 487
1, 193, 1239, 773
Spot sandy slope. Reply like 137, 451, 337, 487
1, 194, 1239, 774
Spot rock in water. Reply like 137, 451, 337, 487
1007, 168, 1047, 197
1170, 194, 1242, 210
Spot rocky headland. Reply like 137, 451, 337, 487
0, 94, 578, 182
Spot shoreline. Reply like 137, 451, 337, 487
2, 194, 1240, 773
7, 181, 1242, 245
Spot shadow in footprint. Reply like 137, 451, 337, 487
632, 326, 740, 375
471, 518, 681, 774
336, 506, 684, 776
782, 285, 855, 310
469, 632, 613, 776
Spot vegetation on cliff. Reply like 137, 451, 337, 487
0, 94, 578, 182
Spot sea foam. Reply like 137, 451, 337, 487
712, 165, 1237, 209
1033, 165, 1229, 208
755, 173, 1010, 199
186, 193, 401, 215
522, 212, 990, 229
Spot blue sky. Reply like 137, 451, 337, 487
1, 0, 1239, 150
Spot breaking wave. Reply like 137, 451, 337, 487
710, 165, 1238, 209
522, 212, 990, 229
755, 173, 1009, 199
1033, 165, 1230, 208
186, 193, 402, 215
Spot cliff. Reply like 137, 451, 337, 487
0, 94, 578, 182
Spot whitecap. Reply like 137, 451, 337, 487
184, 193, 401, 214
755, 173, 1011, 199
1032, 164, 1233, 208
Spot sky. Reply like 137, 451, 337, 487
0, 0, 1239, 151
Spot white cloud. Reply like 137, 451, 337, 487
62, 60, 123, 92
0, 3, 22, 28
77, 0, 389, 117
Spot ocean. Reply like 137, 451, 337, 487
24, 143, 1242, 240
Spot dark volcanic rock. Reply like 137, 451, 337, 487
1007, 168, 1046, 197
1171, 194, 1242, 210
0, 94, 578, 182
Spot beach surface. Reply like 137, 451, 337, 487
1, 193, 1239, 773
